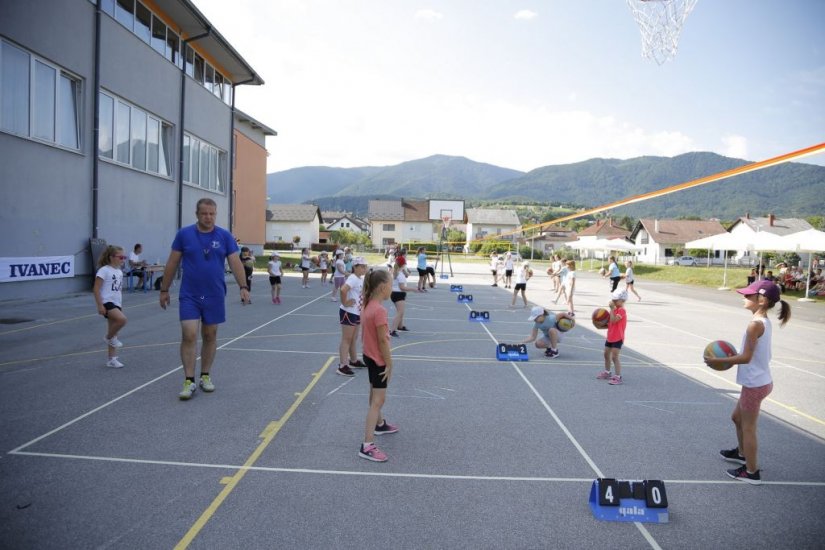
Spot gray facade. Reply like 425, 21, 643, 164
0, 0, 263, 301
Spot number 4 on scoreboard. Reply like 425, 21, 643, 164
598, 478, 619, 507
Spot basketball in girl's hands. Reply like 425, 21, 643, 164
704, 341, 737, 370
556, 317, 575, 332
591, 308, 610, 329
598, 267, 607, 276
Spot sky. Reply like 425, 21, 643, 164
192, 0, 825, 174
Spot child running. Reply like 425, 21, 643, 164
337, 257, 369, 376
510, 260, 532, 308
704, 280, 790, 484
623, 260, 641, 301
521, 306, 573, 358
596, 289, 628, 385
268, 252, 283, 304
389, 261, 410, 337
93, 245, 128, 368
358, 268, 397, 462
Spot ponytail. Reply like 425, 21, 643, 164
776, 299, 791, 327
97, 245, 122, 269
362, 268, 391, 310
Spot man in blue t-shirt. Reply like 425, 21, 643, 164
159, 198, 250, 400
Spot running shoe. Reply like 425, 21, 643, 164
720, 447, 746, 465
349, 359, 367, 368
336, 365, 355, 377
608, 375, 623, 385
199, 374, 215, 392
544, 348, 559, 358
105, 336, 123, 348
179, 380, 197, 400
596, 370, 611, 380
374, 421, 399, 435
106, 357, 124, 368
726, 465, 761, 485
359, 443, 388, 462
389, 330, 399, 337
397, 326, 409, 332
272, 298, 277, 304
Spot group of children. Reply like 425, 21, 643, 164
94, 245, 791, 480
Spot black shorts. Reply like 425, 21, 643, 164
391, 291, 407, 303
269, 276, 282, 285
301, 267, 309, 272
339, 309, 360, 326
506, 269, 513, 277
417, 268, 427, 277
103, 302, 121, 318
514, 283, 526, 291
364, 354, 388, 389
426, 267, 435, 275
605, 340, 623, 349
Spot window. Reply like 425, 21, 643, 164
184, 46, 194, 77
151, 15, 166, 56
166, 30, 180, 67
190, 138, 200, 183
115, 0, 134, 30
101, 91, 172, 177
183, 132, 227, 193
193, 53, 204, 84
213, 72, 224, 99
383, 224, 396, 232
1, 40, 82, 150
182, 135, 190, 181
134, 2, 152, 44
204, 65, 215, 94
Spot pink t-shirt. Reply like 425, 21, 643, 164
361, 298, 389, 365
606, 306, 627, 343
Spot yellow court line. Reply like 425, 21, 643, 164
174, 355, 335, 549
390, 338, 492, 353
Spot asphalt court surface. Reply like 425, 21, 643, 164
1, 265, 823, 549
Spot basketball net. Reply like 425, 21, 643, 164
441, 216, 451, 240
627, 0, 698, 65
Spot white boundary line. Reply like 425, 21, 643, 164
7, 294, 331, 455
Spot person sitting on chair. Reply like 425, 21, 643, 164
129, 243, 148, 288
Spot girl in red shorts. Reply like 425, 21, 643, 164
705, 280, 790, 484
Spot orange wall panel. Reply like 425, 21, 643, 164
232, 130, 267, 246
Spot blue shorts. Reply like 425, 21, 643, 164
179, 294, 226, 325
339, 308, 360, 326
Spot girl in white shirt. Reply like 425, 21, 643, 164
268, 253, 283, 304
389, 263, 411, 336
510, 261, 532, 308
93, 245, 128, 368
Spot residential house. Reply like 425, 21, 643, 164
630, 219, 727, 265
465, 208, 521, 248
232, 110, 277, 254
368, 199, 435, 249
527, 227, 579, 256
728, 214, 813, 264
324, 213, 369, 234
574, 218, 633, 259
266, 204, 322, 248
0, 0, 264, 300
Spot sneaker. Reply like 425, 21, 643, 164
720, 447, 746, 465
349, 359, 367, 368
389, 330, 399, 337
596, 370, 611, 380
358, 443, 388, 462
106, 357, 124, 368
726, 465, 761, 485
374, 421, 399, 435
179, 380, 197, 400
276, 297, 281, 304
608, 375, 623, 385
336, 365, 355, 377
199, 374, 215, 392
492, 283, 498, 287
568, 312, 576, 317
272, 298, 277, 304
397, 326, 409, 332
545, 348, 559, 358
105, 336, 123, 348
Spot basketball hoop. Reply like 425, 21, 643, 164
441, 215, 451, 240
627, 0, 698, 65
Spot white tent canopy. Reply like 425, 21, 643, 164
684, 231, 751, 290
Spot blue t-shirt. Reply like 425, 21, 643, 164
535, 312, 558, 337
609, 262, 620, 278
171, 224, 239, 297
418, 252, 427, 270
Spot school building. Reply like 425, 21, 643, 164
0, 0, 274, 301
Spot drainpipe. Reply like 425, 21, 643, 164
228, 78, 254, 234
177, 29, 211, 230
91, 2, 102, 239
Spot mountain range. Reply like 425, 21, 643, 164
266, 152, 825, 220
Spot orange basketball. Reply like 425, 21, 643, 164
592, 308, 610, 329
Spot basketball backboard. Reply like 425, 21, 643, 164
428, 200, 465, 223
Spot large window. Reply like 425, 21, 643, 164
99, 91, 172, 177
0, 39, 81, 150
183, 132, 227, 193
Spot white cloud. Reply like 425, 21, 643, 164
514, 10, 538, 20
721, 135, 749, 159
415, 9, 443, 20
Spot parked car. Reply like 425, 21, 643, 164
669, 256, 697, 266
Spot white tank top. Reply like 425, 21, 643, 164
736, 317, 772, 388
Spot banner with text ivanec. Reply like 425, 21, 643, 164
0, 256, 75, 283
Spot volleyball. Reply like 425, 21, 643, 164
591, 308, 610, 329
704, 340, 737, 370
556, 317, 576, 332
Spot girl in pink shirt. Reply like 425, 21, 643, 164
596, 289, 628, 385
358, 269, 397, 462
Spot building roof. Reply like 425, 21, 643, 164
159, 1, 264, 85
234, 109, 277, 136
466, 208, 521, 226
266, 204, 321, 222
368, 200, 404, 221
322, 210, 350, 223
577, 219, 630, 238
728, 215, 813, 236
403, 200, 431, 223
632, 219, 727, 244
326, 215, 369, 231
